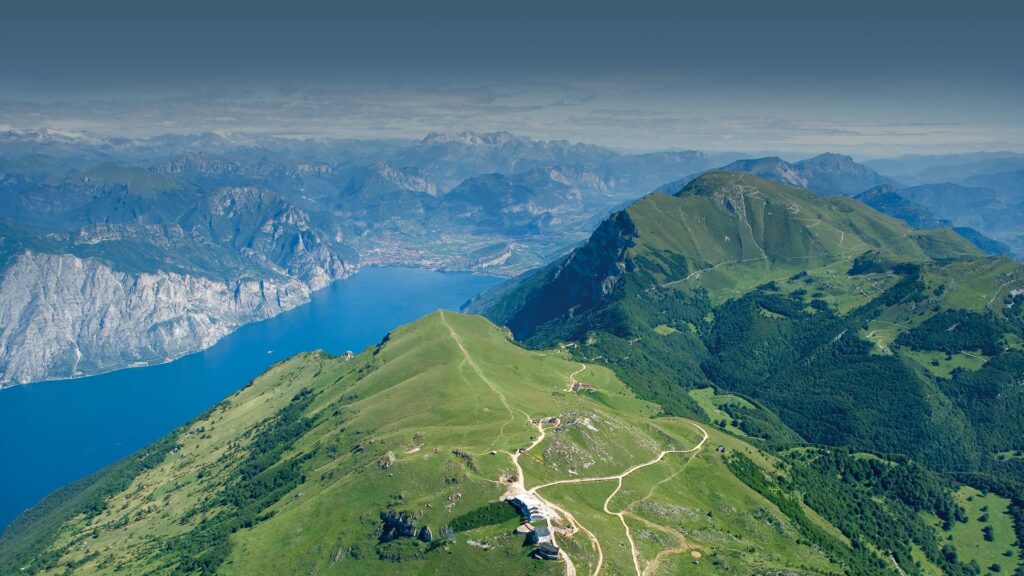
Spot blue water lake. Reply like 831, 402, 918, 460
0, 267, 500, 529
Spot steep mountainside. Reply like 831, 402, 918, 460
472, 171, 1024, 484
714, 151, 1024, 259
471, 172, 1024, 575
473, 172, 981, 340
0, 168, 355, 386
0, 251, 314, 385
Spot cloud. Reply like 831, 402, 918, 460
1, 77, 1021, 157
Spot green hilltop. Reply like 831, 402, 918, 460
0, 311, 853, 576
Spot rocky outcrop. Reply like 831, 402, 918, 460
378, 512, 419, 543
417, 526, 432, 542
0, 250, 353, 386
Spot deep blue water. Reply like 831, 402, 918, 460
0, 267, 499, 530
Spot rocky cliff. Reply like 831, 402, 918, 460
0, 249, 353, 386
0, 184, 358, 387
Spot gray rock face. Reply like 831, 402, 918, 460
0, 250, 353, 386
0, 179, 358, 387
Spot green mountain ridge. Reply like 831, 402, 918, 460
1, 312, 862, 576
469, 171, 1024, 575
470, 172, 983, 339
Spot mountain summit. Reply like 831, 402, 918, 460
717, 153, 897, 196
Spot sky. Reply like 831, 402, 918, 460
1, 0, 1022, 156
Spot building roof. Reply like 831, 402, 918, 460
535, 542, 560, 559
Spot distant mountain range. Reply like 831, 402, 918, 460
864, 152, 1024, 185
1, 129, 1022, 386
0, 130, 731, 386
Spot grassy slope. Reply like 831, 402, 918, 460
688, 387, 755, 437
626, 173, 981, 303
924, 486, 1020, 574
1, 312, 844, 576
474, 173, 1024, 452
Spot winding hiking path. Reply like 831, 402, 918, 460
568, 363, 587, 391
526, 422, 708, 576
442, 310, 709, 576
660, 256, 769, 287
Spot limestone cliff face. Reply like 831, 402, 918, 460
0, 182, 359, 386
0, 250, 353, 386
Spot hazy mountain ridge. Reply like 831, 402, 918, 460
854, 185, 1012, 256
855, 185, 947, 229
889, 182, 1024, 256
864, 152, 1024, 185
2, 129, 1021, 386
716, 153, 897, 196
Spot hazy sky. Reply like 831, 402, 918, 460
1, 0, 1022, 156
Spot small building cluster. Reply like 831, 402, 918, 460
571, 380, 595, 393
507, 493, 548, 523
506, 493, 560, 561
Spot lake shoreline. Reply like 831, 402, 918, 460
0, 267, 500, 530
0, 265, 503, 392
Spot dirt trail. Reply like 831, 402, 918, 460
661, 256, 769, 287
507, 418, 598, 575
568, 363, 587, 391
528, 423, 708, 576
632, 514, 692, 576
442, 310, 709, 576
440, 310, 518, 446
529, 424, 708, 493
